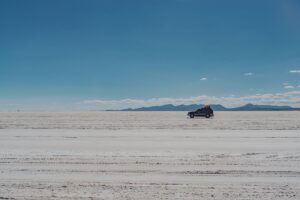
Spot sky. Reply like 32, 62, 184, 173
1, 0, 300, 111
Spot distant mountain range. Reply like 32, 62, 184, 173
108, 103, 300, 111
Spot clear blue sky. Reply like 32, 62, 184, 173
1, 0, 300, 111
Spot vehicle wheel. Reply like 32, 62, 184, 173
190, 114, 194, 118
205, 114, 210, 118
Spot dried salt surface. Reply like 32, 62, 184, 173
0, 111, 300, 130
0, 112, 300, 199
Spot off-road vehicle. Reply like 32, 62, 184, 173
187, 106, 214, 118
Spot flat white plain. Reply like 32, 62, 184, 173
0, 111, 299, 199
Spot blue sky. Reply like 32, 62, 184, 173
1, 0, 300, 111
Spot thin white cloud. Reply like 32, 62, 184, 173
284, 85, 295, 89
81, 91, 300, 110
200, 77, 207, 81
289, 70, 300, 73
244, 72, 254, 76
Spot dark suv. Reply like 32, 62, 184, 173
187, 106, 214, 118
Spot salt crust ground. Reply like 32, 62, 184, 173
0, 112, 299, 199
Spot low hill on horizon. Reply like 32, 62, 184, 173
108, 103, 300, 111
